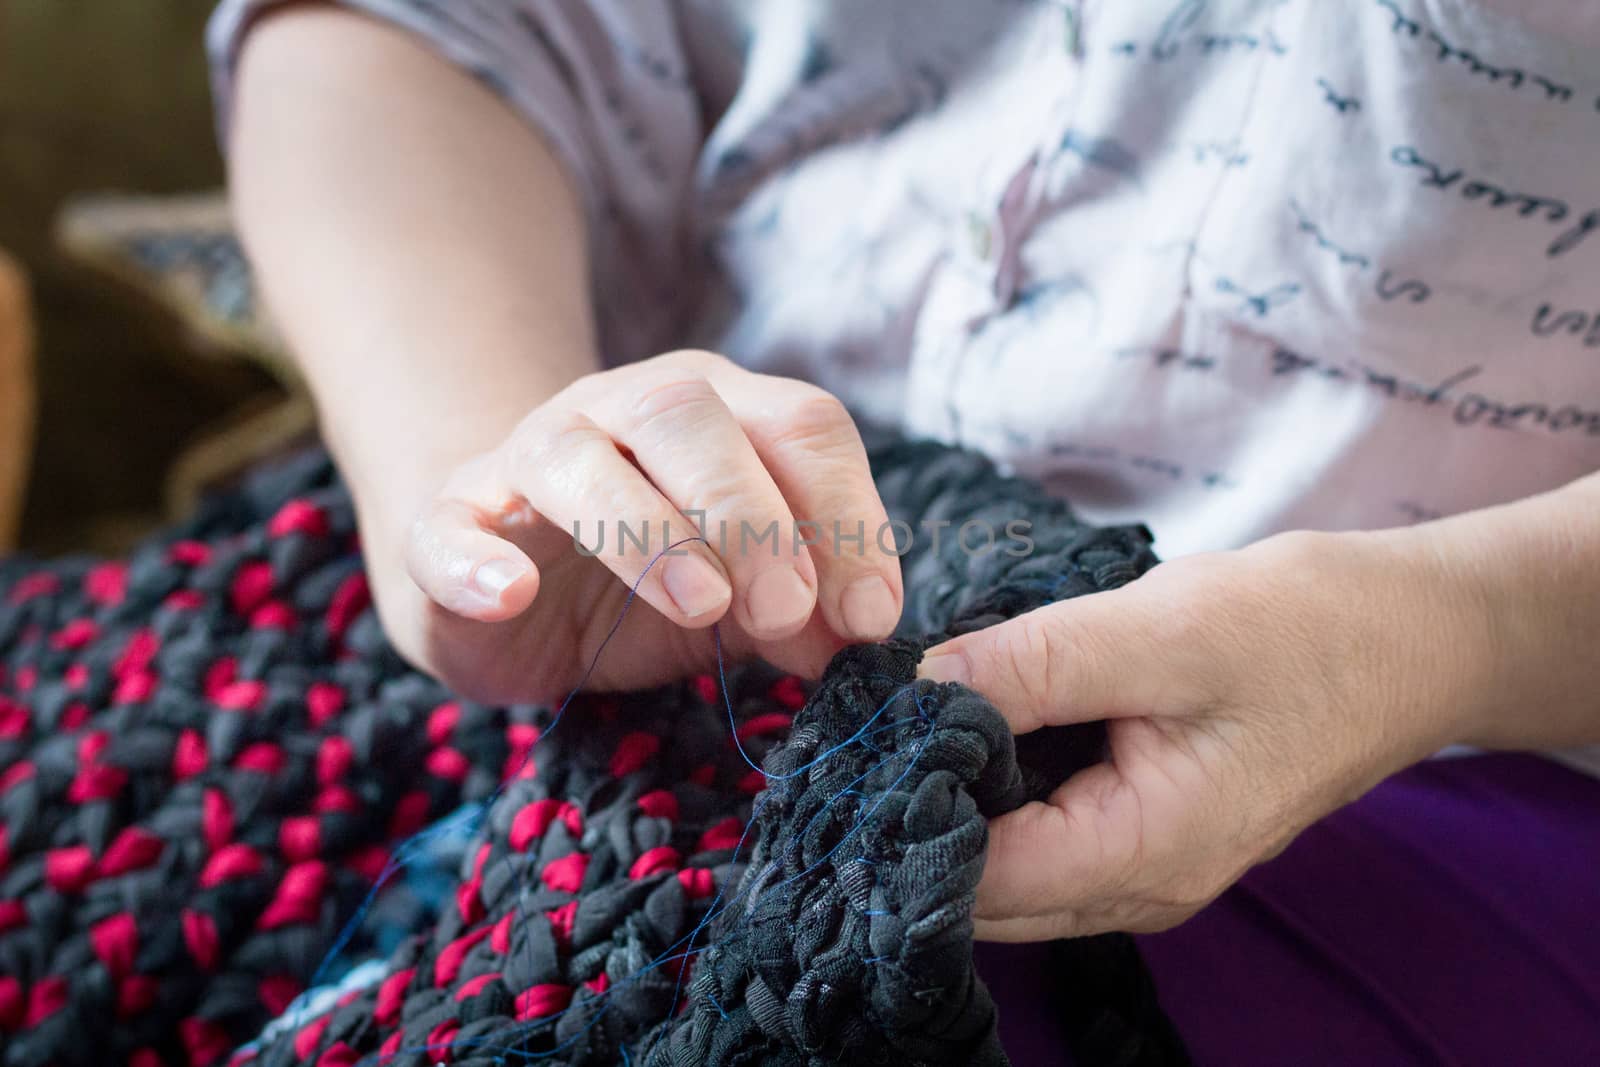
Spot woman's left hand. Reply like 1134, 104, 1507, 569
918, 528, 1498, 941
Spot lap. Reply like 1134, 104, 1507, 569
978, 753, 1600, 1066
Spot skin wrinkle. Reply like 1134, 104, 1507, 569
624, 373, 727, 434
753, 393, 862, 458
1005, 614, 1060, 732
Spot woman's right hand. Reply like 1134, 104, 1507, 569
366, 350, 905, 704
230, 17, 898, 704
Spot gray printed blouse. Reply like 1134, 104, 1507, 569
209, 0, 1600, 557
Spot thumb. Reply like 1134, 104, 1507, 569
405, 496, 541, 622
916, 586, 1176, 734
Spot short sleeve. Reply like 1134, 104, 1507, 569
207, 0, 711, 360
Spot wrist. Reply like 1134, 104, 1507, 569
320, 395, 522, 576
326, 424, 462, 548
313, 352, 593, 561
1365, 474, 1600, 754
1363, 523, 1506, 753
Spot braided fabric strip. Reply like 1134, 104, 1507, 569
0, 436, 1182, 1067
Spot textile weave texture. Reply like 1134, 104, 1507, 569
0, 436, 1185, 1067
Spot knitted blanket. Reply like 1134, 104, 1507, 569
0, 436, 1186, 1067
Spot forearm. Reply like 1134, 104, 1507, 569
1382, 469, 1600, 751
228, 5, 597, 540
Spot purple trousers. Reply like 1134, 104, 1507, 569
974, 754, 1600, 1065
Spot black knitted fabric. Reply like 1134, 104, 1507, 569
646, 438, 1184, 1067
0, 436, 1186, 1067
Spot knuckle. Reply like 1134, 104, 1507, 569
685, 483, 787, 554
656, 348, 731, 374
765, 390, 857, 456
1126, 561, 1232, 697
1139, 553, 1221, 606
1136, 572, 1210, 653
993, 614, 1061, 723
510, 410, 606, 470
1242, 532, 1344, 610
806, 501, 880, 560
625, 374, 724, 440
1041, 607, 1112, 703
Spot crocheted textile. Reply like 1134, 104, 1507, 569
649, 440, 1180, 1066
0, 437, 1184, 1067
645, 640, 1023, 1066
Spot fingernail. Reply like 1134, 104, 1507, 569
746, 566, 814, 633
663, 554, 731, 618
918, 651, 970, 686
473, 559, 525, 602
840, 574, 899, 639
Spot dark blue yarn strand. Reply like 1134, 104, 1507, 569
305, 810, 486, 993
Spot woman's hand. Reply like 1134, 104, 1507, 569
919, 528, 1503, 940
232, 18, 901, 704
370, 350, 904, 704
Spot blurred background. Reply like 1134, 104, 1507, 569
1, 1, 296, 557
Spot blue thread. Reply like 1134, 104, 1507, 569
383, 720, 934, 1065
636, 714, 937, 1063
309, 538, 706, 1057
717, 623, 922, 783
506, 537, 711, 1023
